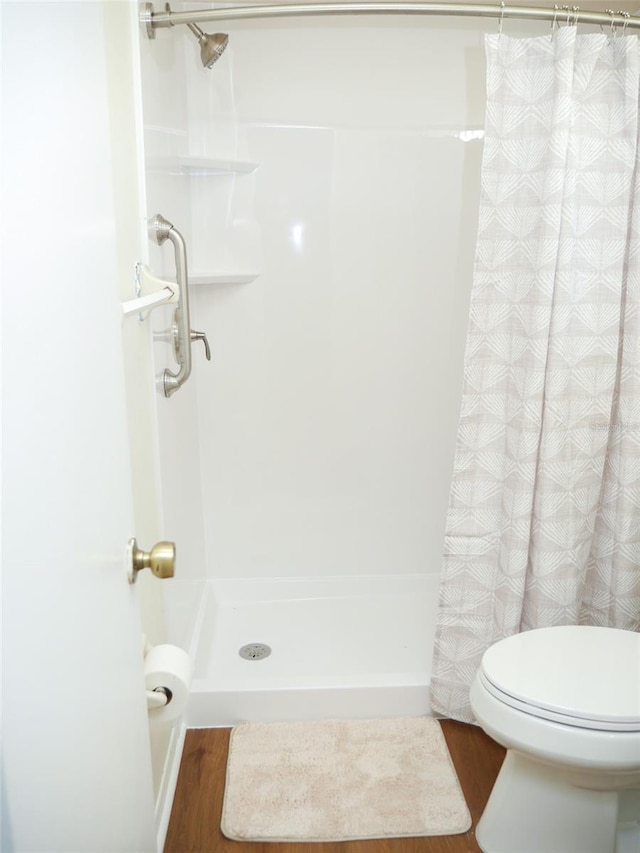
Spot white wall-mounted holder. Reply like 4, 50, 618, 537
122, 262, 180, 320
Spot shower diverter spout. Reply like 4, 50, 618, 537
149, 214, 211, 398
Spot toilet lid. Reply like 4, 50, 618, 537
480, 626, 640, 731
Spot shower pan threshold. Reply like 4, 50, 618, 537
186, 573, 439, 727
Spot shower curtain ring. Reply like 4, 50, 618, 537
621, 10, 630, 35
571, 6, 579, 26
551, 4, 559, 38
498, 1, 506, 37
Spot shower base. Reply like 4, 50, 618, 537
185, 574, 439, 727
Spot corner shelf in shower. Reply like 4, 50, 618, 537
190, 272, 260, 285
145, 156, 260, 286
147, 156, 259, 176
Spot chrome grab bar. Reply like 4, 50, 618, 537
149, 214, 210, 397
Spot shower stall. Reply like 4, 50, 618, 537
137, 2, 617, 730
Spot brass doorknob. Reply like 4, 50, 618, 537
128, 538, 176, 584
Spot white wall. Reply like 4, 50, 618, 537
103, 1, 166, 650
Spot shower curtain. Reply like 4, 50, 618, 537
431, 28, 640, 723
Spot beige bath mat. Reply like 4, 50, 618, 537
221, 716, 471, 842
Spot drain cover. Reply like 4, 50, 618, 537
239, 643, 272, 661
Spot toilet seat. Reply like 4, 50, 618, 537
479, 626, 640, 733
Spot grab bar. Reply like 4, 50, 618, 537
149, 214, 210, 397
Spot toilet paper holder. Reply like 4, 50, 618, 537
147, 686, 171, 710
143, 641, 192, 721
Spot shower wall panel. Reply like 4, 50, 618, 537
187, 17, 490, 579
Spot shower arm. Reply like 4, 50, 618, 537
142, 2, 638, 35
149, 214, 211, 398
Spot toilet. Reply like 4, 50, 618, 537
470, 625, 640, 853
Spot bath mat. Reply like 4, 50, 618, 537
221, 716, 471, 842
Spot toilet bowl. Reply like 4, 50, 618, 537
470, 625, 640, 853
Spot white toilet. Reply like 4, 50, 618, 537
470, 625, 640, 853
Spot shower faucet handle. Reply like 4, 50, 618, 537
191, 329, 211, 361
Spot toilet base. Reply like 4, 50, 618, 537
476, 751, 638, 853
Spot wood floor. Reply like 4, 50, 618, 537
165, 720, 505, 853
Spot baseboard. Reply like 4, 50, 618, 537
155, 721, 186, 851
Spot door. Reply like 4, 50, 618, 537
2, 2, 157, 850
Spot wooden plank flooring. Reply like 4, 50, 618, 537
165, 720, 505, 853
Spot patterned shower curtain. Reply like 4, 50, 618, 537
431, 28, 640, 723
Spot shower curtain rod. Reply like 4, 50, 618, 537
143, 3, 639, 35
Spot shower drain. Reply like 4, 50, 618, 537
239, 643, 272, 661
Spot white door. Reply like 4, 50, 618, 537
2, 2, 157, 850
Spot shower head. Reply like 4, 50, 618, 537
187, 23, 229, 69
